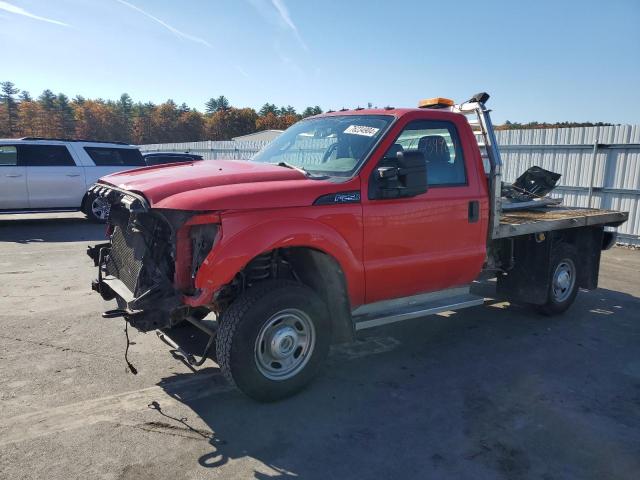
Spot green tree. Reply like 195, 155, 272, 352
301, 105, 322, 118
258, 103, 278, 116
55, 93, 75, 138
19, 90, 32, 102
37, 89, 58, 137
0, 81, 20, 136
205, 95, 230, 114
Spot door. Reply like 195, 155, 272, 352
0, 145, 28, 209
20, 144, 86, 209
362, 119, 486, 303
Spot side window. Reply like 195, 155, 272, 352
84, 147, 146, 167
19, 145, 75, 167
384, 120, 467, 187
0, 146, 18, 166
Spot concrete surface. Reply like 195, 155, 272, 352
0, 212, 639, 480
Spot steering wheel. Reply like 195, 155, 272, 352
321, 143, 338, 163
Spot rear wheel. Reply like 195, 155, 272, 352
216, 280, 331, 402
536, 244, 579, 315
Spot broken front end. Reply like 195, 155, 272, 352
86, 184, 219, 332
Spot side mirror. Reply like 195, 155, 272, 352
370, 151, 428, 200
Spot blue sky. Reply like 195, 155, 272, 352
1, 0, 638, 124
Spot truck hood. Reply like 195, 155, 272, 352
98, 159, 348, 211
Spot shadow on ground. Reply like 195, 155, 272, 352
149, 287, 640, 480
0, 216, 107, 243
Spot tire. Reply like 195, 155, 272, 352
536, 243, 579, 316
216, 280, 331, 402
84, 193, 110, 223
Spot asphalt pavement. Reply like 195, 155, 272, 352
1, 212, 639, 480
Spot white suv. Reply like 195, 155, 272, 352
0, 137, 146, 221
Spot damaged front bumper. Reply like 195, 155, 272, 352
86, 184, 219, 332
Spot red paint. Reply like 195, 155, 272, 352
99, 108, 490, 310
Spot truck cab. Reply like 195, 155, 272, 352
87, 93, 628, 401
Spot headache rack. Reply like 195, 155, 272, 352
449, 93, 504, 239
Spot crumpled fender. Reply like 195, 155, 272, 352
190, 214, 364, 308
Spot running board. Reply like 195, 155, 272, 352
353, 287, 485, 331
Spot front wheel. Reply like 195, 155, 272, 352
216, 280, 331, 402
85, 194, 110, 223
536, 244, 579, 316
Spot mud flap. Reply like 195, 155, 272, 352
497, 234, 552, 305
497, 227, 605, 304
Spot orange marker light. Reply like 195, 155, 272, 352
418, 97, 455, 109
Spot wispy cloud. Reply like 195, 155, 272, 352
114, 0, 212, 48
270, 0, 307, 50
235, 65, 251, 79
249, 0, 308, 51
274, 41, 304, 78
0, 1, 69, 27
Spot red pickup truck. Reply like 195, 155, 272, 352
87, 93, 628, 401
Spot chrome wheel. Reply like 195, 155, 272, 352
91, 196, 110, 221
254, 308, 316, 381
551, 259, 575, 303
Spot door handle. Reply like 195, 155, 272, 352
66, 174, 81, 177
5, 174, 23, 178
468, 200, 480, 223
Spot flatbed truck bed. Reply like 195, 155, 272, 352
495, 206, 629, 239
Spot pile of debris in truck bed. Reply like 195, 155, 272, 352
501, 166, 562, 210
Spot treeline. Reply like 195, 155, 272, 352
0, 81, 323, 144
1, 81, 616, 143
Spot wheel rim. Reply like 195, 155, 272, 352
254, 308, 316, 381
91, 196, 110, 221
551, 259, 576, 303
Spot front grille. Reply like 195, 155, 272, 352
106, 225, 146, 293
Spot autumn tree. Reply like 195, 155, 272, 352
74, 100, 121, 142
149, 100, 180, 143
177, 109, 205, 142
131, 101, 155, 144
206, 107, 258, 140
2, 79, 324, 143
255, 112, 298, 131
17, 98, 41, 137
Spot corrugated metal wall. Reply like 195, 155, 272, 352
494, 126, 640, 245
139, 125, 640, 244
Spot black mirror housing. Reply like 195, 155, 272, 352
369, 150, 428, 200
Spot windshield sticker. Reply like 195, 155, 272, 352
344, 125, 380, 137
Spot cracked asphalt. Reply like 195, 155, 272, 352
1, 212, 639, 480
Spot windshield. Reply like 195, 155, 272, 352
251, 115, 393, 177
